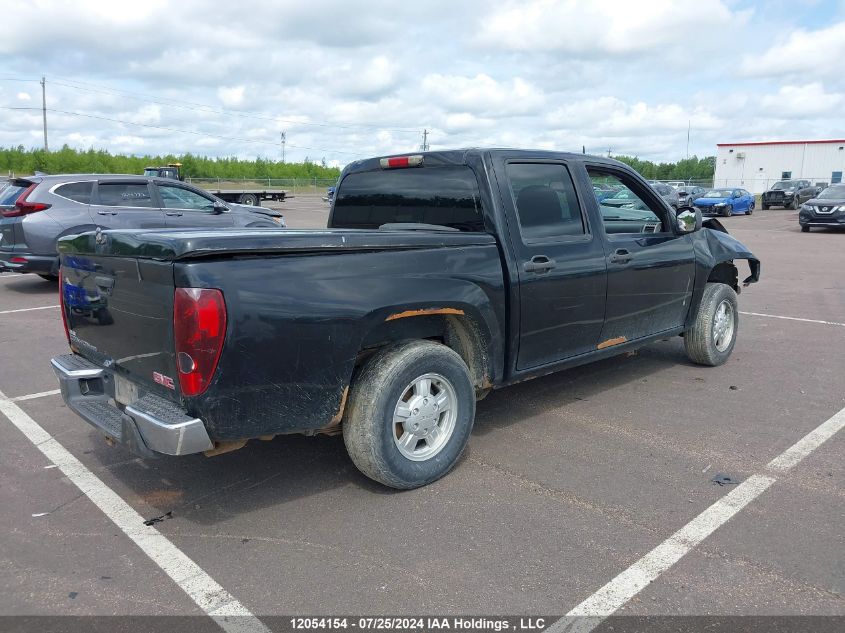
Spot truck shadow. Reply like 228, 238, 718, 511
95, 340, 689, 527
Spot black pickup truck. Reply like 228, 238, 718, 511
52, 149, 760, 489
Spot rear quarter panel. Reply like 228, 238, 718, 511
177, 243, 506, 440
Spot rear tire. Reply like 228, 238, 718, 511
747, 201, 754, 214
238, 193, 259, 205
684, 282, 738, 367
343, 340, 475, 489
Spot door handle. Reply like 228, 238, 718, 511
609, 248, 632, 264
523, 255, 556, 273
164, 211, 183, 217
97, 210, 118, 216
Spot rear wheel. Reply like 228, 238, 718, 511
343, 340, 475, 489
238, 193, 259, 205
747, 201, 754, 214
685, 282, 738, 367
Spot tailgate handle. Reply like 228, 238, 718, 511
94, 275, 115, 291
97, 210, 118, 216
165, 211, 183, 217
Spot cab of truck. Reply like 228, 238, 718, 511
143, 163, 184, 181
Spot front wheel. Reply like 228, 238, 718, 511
722, 205, 732, 217
790, 198, 799, 210
684, 282, 739, 367
343, 340, 475, 489
801, 225, 810, 233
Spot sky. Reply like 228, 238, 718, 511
1, 0, 845, 168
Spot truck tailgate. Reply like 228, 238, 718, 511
62, 255, 181, 401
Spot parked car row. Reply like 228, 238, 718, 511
0, 174, 286, 278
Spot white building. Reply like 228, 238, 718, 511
713, 139, 845, 194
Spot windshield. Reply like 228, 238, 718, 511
817, 185, 845, 200
772, 181, 797, 190
704, 190, 732, 198
143, 169, 158, 177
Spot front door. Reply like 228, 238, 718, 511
155, 182, 234, 228
496, 159, 608, 370
585, 165, 695, 345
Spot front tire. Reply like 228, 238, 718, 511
722, 205, 732, 217
343, 340, 475, 489
685, 282, 739, 367
37, 273, 58, 281
801, 225, 810, 233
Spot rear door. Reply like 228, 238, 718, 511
494, 157, 608, 369
585, 164, 695, 344
154, 182, 234, 228
92, 181, 167, 229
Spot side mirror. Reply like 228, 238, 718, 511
212, 201, 229, 214
676, 206, 702, 233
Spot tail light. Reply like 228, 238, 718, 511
1, 184, 51, 217
173, 288, 227, 397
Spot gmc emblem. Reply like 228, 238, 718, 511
153, 371, 176, 390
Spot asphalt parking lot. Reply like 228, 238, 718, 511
1, 196, 842, 627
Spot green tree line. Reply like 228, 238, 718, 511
1, 145, 342, 180
611, 155, 716, 182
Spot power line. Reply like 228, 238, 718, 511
0, 106, 365, 157
46, 75, 422, 134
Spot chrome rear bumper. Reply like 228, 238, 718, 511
51, 353, 213, 457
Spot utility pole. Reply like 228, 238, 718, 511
686, 120, 691, 160
41, 76, 48, 152
280, 131, 286, 163
421, 129, 429, 151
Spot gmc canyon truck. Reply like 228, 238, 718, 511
52, 149, 760, 489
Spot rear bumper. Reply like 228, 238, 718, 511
51, 353, 213, 457
0, 251, 57, 274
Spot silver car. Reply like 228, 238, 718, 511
0, 174, 286, 279
650, 183, 681, 210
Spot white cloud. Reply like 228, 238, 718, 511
759, 83, 844, 118
421, 74, 545, 116
217, 85, 245, 107
16, 92, 31, 101
740, 21, 845, 81
476, 0, 745, 55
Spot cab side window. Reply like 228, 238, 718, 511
506, 163, 586, 240
588, 169, 667, 235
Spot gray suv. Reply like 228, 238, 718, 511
0, 174, 286, 279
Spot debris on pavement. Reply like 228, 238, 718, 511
711, 473, 741, 486
143, 511, 173, 526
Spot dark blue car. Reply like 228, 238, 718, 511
694, 188, 755, 217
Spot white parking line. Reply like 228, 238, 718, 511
10, 389, 61, 402
550, 404, 845, 633
0, 388, 270, 633
740, 310, 845, 327
0, 304, 60, 315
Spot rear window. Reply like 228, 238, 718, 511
97, 182, 154, 207
55, 181, 93, 204
0, 183, 27, 206
332, 166, 484, 231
